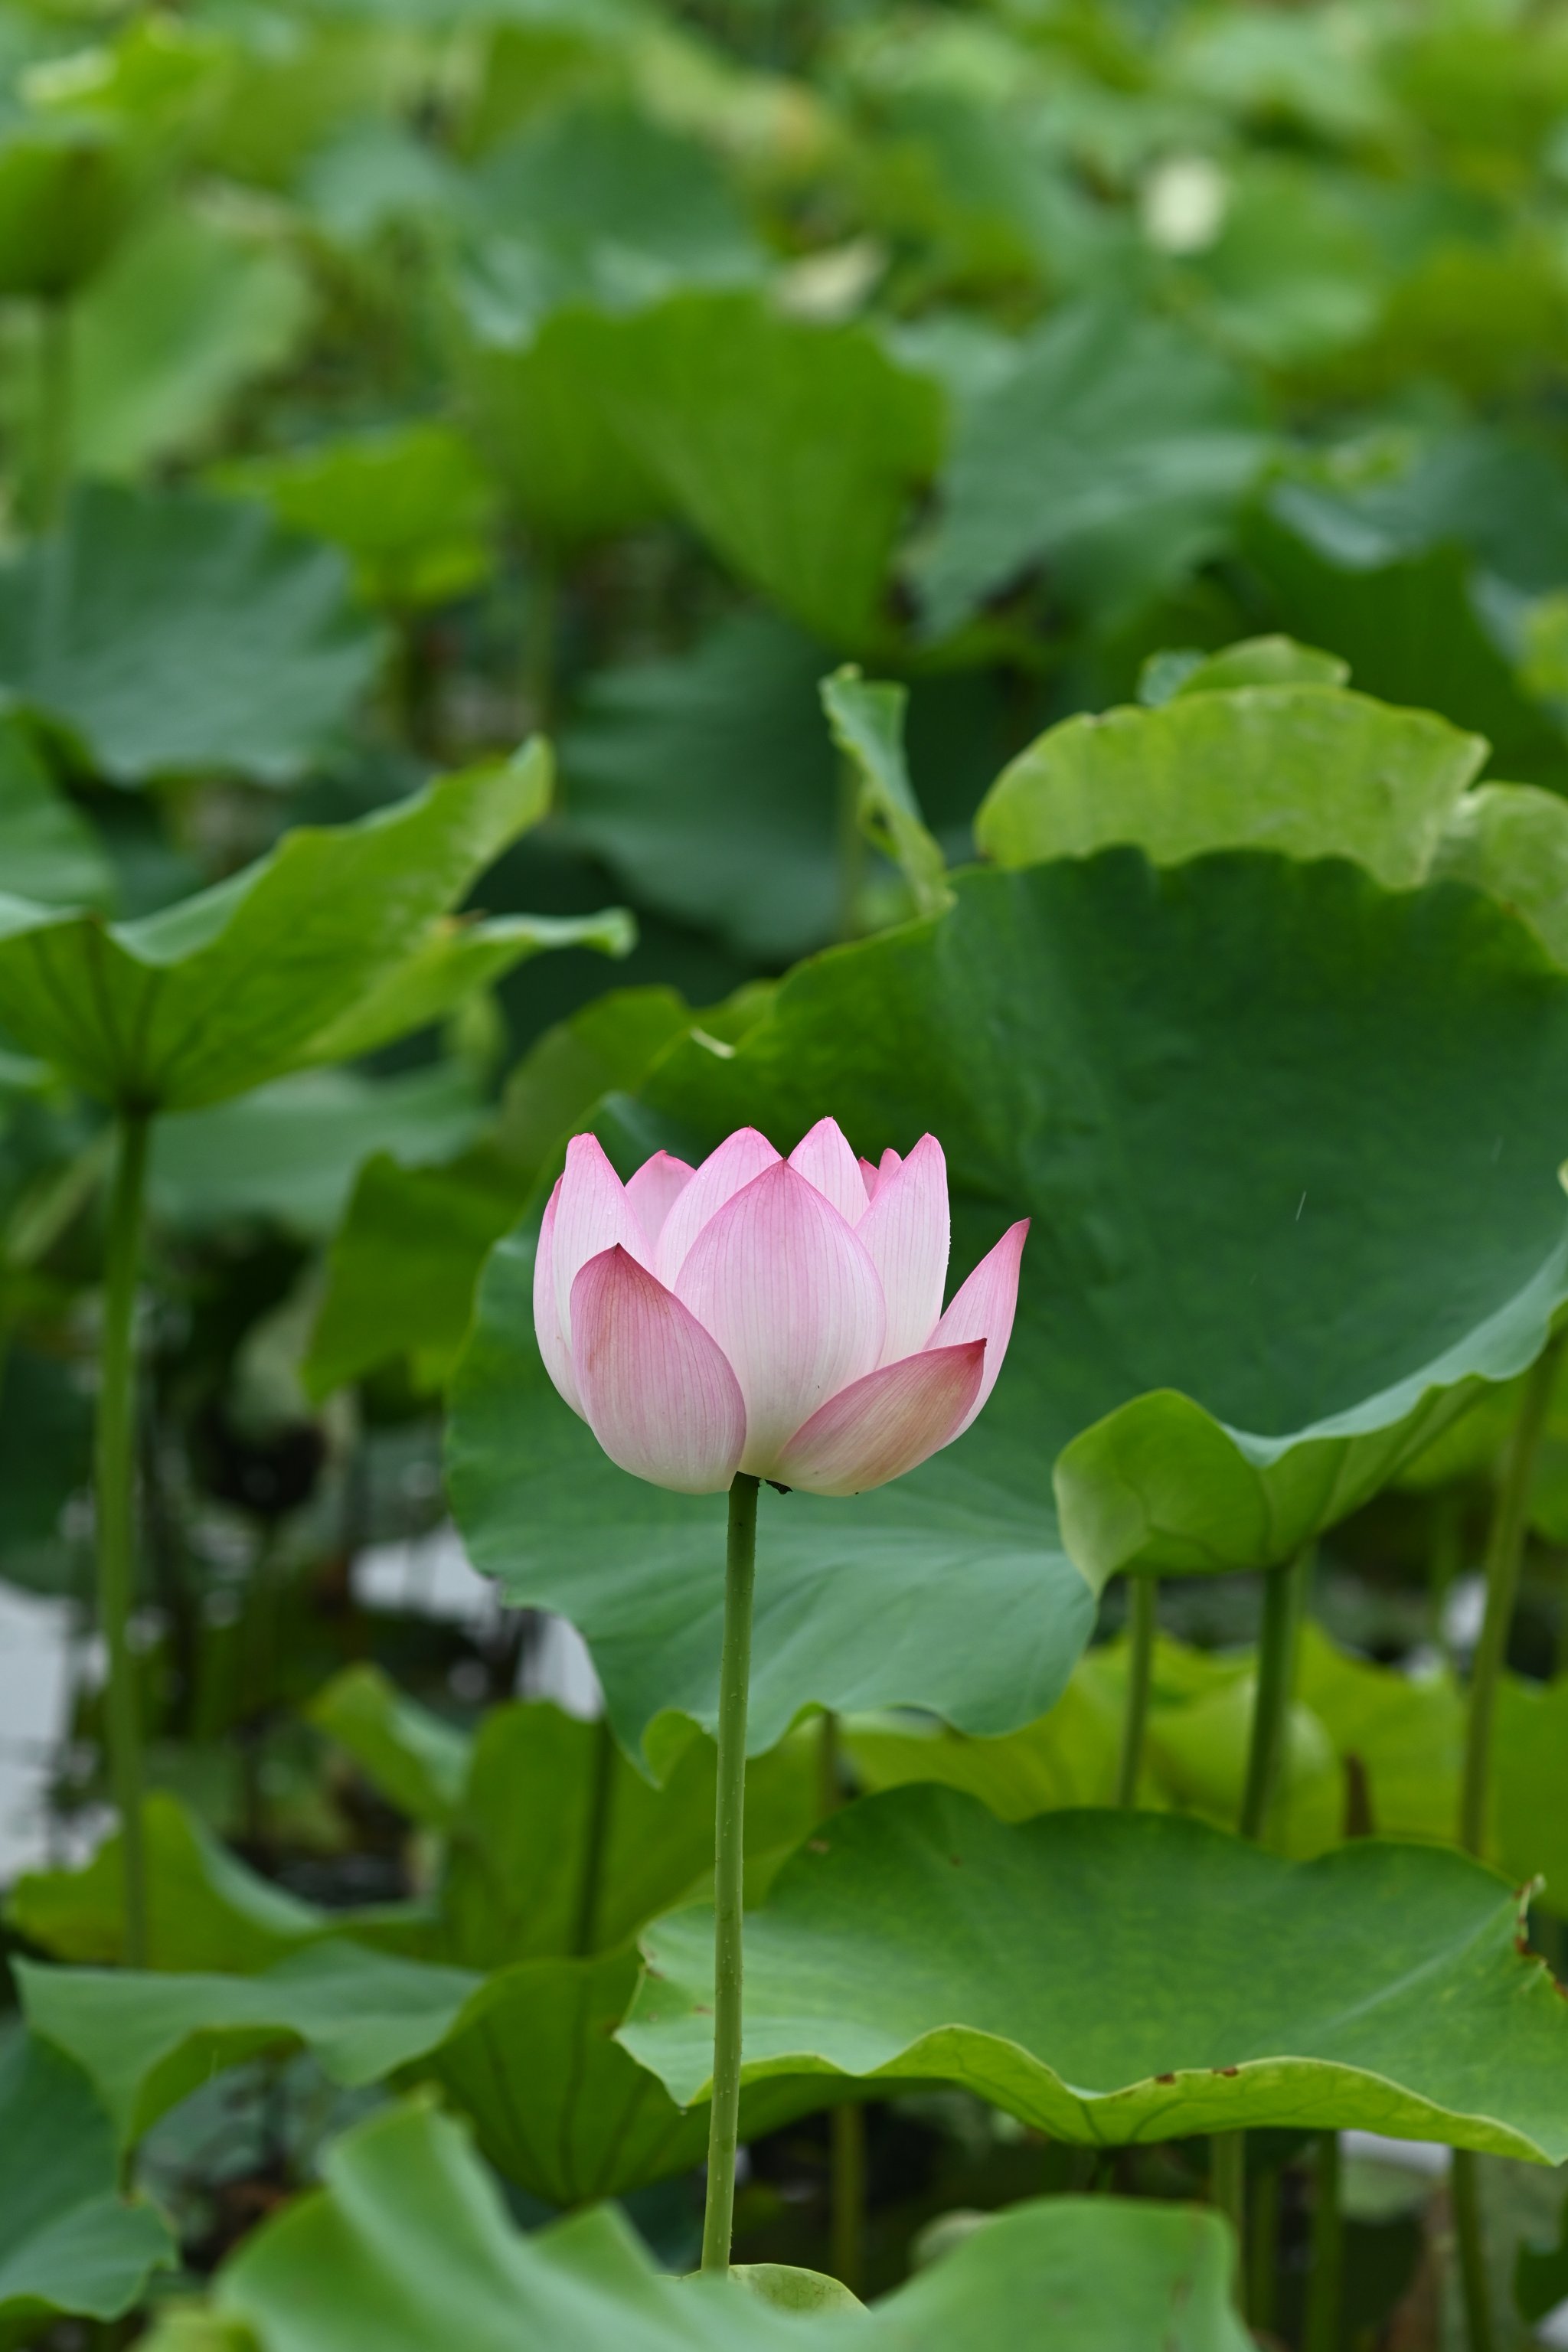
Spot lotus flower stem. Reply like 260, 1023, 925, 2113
1451, 2147, 1495, 2352
1459, 1331, 1562, 1857
1240, 1545, 1310, 1844
1302, 2130, 1342, 2352
96, 1109, 151, 1968
1115, 1576, 1158, 1807
701, 1470, 760, 2272
1210, 2132, 1245, 2292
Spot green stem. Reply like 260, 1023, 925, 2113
523, 547, 558, 734
34, 296, 71, 527
1210, 2133, 1246, 2305
95, 1111, 151, 1968
816, 1710, 864, 2292
1240, 1547, 1309, 1845
835, 752, 867, 943
1460, 1333, 1562, 1858
571, 1710, 617, 1958
830, 2105, 866, 2294
1116, 1576, 1158, 1807
1452, 2148, 1495, 2352
1220, 1546, 1309, 2324
1302, 2131, 1342, 2352
701, 1472, 760, 2274
1247, 2159, 1280, 2337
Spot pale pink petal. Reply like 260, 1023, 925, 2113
655, 1127, 780, 1283
675, 1161, 886, 1478
773, 1342, 985, 1496
858, 1157, 880, 1200
928, 1219, 1029, 1434
856, 1133, 950, 1364
626, 1151, 694, 1244
789, 1116, 867, 1227
571, 1248, 746, 1494
553, 1134, 650, 1357
532, 1176, 581, 1416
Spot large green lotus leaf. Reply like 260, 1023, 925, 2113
563, 613, 840, 959
624, 1788, 1568, 2159
451, 851, 1568, 1755
305, 1145, 530, 1396
0, 482, 386, 786
458, 302, 663, 552
593, 292, 944, 650
71, 205, 312, 478
912, 300, 1266, 638
436, 1700, 819, 1966
15, 1942, 482, 2148
7, 1792, 325, 1971
1433, 783, 1568, 965
301, 906, 633, 1068
419, 1948, 831, 2207
1245, 487, 1568, 788
0, 116, 132, 298
975, 685, 1485, 884
470, 99, 763, 305
0, 746, 547, 1112
562, 618, 1002, 960
0, 716, 112, 906
304, 985, 703, 1398
215, 423, 500, 612
195, 2099, 1250, 2352
1151, 635, 1349, 700
151, 1063, 486, 1240
309, 1664, 472, 1831
0, 2032, 175, 2334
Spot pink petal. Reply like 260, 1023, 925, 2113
552, 1134, 650, 1358
655, 1126, 780, 1284
532, 1175, 581, 1416
929, 1219, 1029, 1434
773, 1341, 985, 1496
858, 1157, 880, 1200
789, 1116, 867, 1227
675, 1161, 886, 1478
856, 1133, 950, 1363
878, 1148, 903, 1184
626, 1151, 694, 1244
571, 1247, 746, 1494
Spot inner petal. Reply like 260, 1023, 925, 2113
675, 1160, 887, 1476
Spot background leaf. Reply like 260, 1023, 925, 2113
625, 1787, 1568, 2158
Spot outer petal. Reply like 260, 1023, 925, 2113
655, 1126, 780, 1283
789, 1116, 868, 1227
532, 1175, 581, 1415
928, 1219, 1029, 1434
626, 1151, 694, 1245
553, 1134, 650, 1357
855, 1133, 950, 1363
571, 1247, 746, 1494
675, 1161, 886, 1478
773, 1341, 985, 1497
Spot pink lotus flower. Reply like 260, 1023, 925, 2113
534, 1119, 1027, 1496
